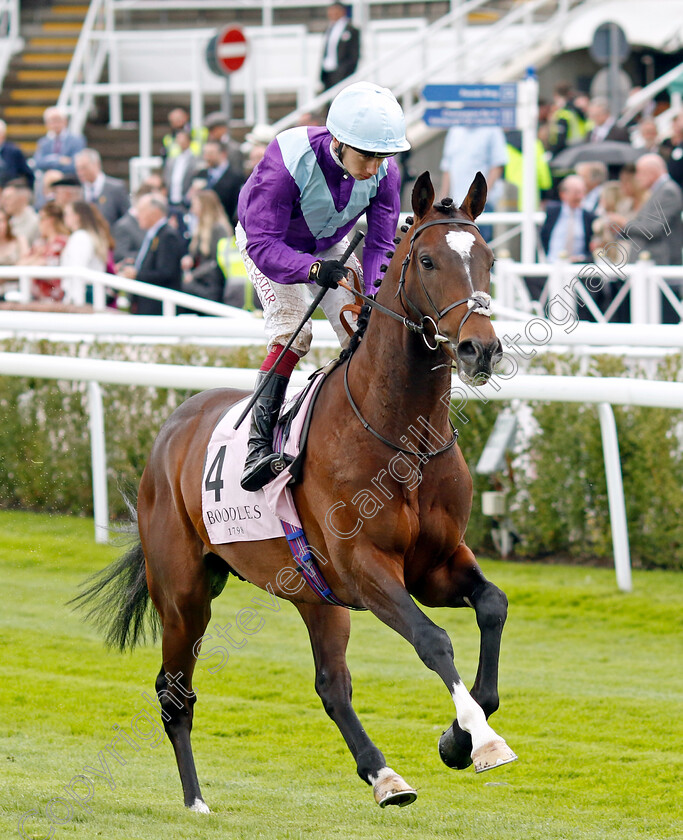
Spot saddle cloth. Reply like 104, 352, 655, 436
201, 372, 325, 545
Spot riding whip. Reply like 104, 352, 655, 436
233, 229, 365, 430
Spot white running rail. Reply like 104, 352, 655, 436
2, 351, 682, 591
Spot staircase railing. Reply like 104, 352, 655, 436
273, 0, 593, 133
0, 0, 22, 88
58, 0, 601, 142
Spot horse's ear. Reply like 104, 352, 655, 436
411, 171, 435, 221
459, 172, 488, 220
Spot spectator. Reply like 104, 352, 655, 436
17, 201, 70, 301
204, 112, 245, 174
540, 174, 595, 263
547, 82, 588, 156
0, 120, 35, 188
140, 170, 167, 195
197, 139, 243, 231
60, 200, 113, 305
33, 106, 86, 174
112, 187, 147, 266
74, 148, 130, 228
1, 180, 39, 246
180, 190, 231, 304
575, 161, 607, 214
240, 123, 276, 176
589, 181, 622, 258
616, 163, 647, 218
119, 193, 185, 315
503, 129, 553, 211
660, 112, 683, 190
37, 168, 68, 208
320, 2, 360, 91
586, 98, 629, 143
163, 128, 200, 231
633, 118, 660, 153
50, 174, 84, 208
161, 107, 192, 161
613, 154, 683, 265
439, 125, 507, 239
0, 207, 28, 265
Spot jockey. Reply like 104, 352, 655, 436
236, 81, 409, 492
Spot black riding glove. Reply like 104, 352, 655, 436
308, 259, 347, 290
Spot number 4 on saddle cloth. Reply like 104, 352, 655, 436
201, 368, 354, 608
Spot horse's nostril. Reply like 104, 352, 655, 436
492, 338, 504, 365
457, 339, 480, 364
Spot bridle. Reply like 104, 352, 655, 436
397, 218, 493, 351
342, 217, 493, 352
343, 215, 493, 459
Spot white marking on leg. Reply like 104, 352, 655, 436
451, 680, 499, 752
368, 766, 396, 786
190, 798, 210, 814
446, 230, 475, 282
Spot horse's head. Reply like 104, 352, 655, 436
395, 171, 503, 384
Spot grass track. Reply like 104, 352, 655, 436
1, 510, 681, 840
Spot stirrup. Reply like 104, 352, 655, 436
240, 452, 293, 492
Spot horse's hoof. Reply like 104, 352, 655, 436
372, 769, 417, 808
189, 797, 210, 813
438, 726, 473, 770
472, 739, 518, 773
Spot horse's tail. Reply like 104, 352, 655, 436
69, 492, 161, 652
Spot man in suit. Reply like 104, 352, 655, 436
587, 98, 630, 143
320, 2, 360, 91
74, 148, 130, 228
112, 187, 148, 265
540, 175, 595, 263
33, 107, 86, 174
613, 153, 683, 266
163, 128, 199, 233
576, 161, 607, 214
0, 120, 34, 188
119, 193, 185, 315
204, 112, 244, 175
197, 139, 243, 230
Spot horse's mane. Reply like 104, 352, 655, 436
338, 302, 372, 362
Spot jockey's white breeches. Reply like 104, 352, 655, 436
236, 225, 362, 356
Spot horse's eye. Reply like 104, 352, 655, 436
420, 256, 434, 270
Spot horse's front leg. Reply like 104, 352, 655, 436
295, 601, 417, 808
355, 544, 516, 774
416, 543, 511, 770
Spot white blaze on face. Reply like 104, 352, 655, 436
446, 230, 475, 282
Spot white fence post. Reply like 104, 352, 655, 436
597, 402, 632, 592
87, 381, 109, 544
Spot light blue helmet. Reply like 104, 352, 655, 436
326, 82, 411, 155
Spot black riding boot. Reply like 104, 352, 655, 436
240, 372, 292, 492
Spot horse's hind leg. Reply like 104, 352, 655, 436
296, 602, 417, 808
141, 500, 213, 811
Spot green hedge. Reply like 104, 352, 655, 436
0, 339, 681, 568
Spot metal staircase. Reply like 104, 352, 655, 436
0, 2, 89, 156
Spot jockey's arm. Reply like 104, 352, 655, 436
362, 158, 402, 294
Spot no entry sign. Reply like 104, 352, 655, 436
215, 25, 248, 75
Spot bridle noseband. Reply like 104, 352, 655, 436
397, 217, 492, 350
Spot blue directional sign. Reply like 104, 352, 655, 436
422, 83, 517, 104
423, 107, 517, 129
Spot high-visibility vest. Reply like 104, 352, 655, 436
504, 141, 552, 210
548, 107, 583, 147
162, 126, 207, 159
217, 236, 257, 311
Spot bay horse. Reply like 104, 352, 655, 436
75, 171, 516, 812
